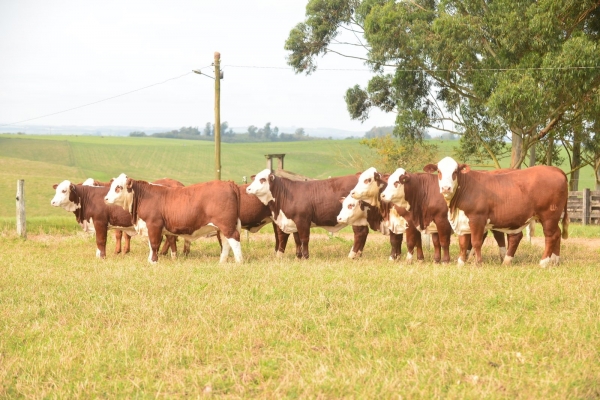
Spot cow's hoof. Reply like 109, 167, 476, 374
457, 257, 465, 267
502, 255, 513, 265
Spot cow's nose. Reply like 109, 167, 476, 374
381, 193, 387, 200
441, 186, 452, 193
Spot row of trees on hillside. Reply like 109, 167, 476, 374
285, 0, 600, 189
130, 122, 313, 142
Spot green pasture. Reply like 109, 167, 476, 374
0, 228, 599, 398
0, 134, 597, 219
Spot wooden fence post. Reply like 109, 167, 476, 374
16, 179, 26, 238
582, 188, 591, 225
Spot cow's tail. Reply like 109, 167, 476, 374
562, 200, 569, 240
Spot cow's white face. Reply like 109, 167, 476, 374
104, 173, 132, 211
350, 167, 380, 202
337, 196, 368, 225
437, 157, 459, 199
82, 178, 95, 186
51, 180, 80, 211
246, 169, 274, 205
380, 168, 407, 204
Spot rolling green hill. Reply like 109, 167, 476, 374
0, 134, 596, 219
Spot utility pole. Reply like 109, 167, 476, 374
214, 52, 221, 180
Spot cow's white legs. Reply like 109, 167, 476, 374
457, 256, 465, 267
498, 246, 507, 261
220, 239, 231, 263
405, 251, 413, 263
540, 253, 560, 267
503, 255, 513, 265
96, 248, 102, 258
227, 238, 243, 263
170, 250, 177, 259
148, 240, 157, 264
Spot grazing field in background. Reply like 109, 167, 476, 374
1, 226, 599, 398
0, 134, 598, 219
1, 134, 599, 397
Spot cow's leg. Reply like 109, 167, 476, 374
114, 230, 123, 254
491, 230, 507, 262
159, 235, 177, 258
540, 220, 561, 267
183, 239, 191, 256
431, 232, 441, 263
295, 223, 311, 260
294, 232, 303, 259
386, 232, 401, 261
350, 225, 368, 259
123, 233, 131, 254
457, 235, 470, 266
147, 228, 162, 264
439, 228, 452, 264
469, 224, 486, 265
93, 221, 108, 259
276, 229, 291, 258
414, 230, 424, 261
226, 236, 243, 263
503, 232, 523, 265
159, 236, 170, 256
272, 222, 281, 255
404, 228, 416, 263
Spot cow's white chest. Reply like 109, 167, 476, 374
448, 208, 471, 235
165, 223, 218, 241
385, 207, 407, 235
274, 210, 298, 234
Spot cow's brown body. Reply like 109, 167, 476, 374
248, 173, 359, 259
426, 162, 569, 265
68, 184, 136, 259
119, 179, 242, 263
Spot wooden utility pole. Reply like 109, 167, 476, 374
214, 52, 221, 180
16, 179, 26, 238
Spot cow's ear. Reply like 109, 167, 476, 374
269, 174, 275, 182
355, 171, 363, 178
339, 196, 345, 203
380, 173, 390, 182
109, 178, 114, 184
374, 172, 381, 182
250, 175, 256, 180
459, 164, 471, 173
359, 200, 367, 211
52, 184, 58, 190
399, 174, 410, 184
69, 184, 78, 203
423, 164, 438, 173
126, 178, 133, 192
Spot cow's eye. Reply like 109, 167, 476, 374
62, 190, 66, 193
115, 186, 122, 193
260, 178, 266, 184
364, 178, 371, 184
348, 204, 353, 209
394, 181, 399, 188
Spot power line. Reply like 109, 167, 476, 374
0, 69, 208, 127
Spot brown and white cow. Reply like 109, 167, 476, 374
80, 178, 133, 255
424, 156, 569, 266
246, 169, 361, 259
349, 167, 439, 262
336, 194, 412, 260
84, 177, 192, 258
51, 180, 137, 258
104, 173, 243, 263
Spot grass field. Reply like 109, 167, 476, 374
1, 226, 599, 398
1, 134, 599, 397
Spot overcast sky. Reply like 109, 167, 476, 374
0, 0, 396, 133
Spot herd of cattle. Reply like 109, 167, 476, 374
50, 156, 569, 267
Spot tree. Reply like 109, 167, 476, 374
360, 135, 438, 173
294, 127, 305, 137
247, 125, 258, 138
129, 131, 146, 137
258, 122, 273, 139
285, 0, 600, 169
203, 122, 212, 137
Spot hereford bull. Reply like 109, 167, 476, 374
51, 180, 137, 258
104, 174, 243, 263
424, 156, 568, 266
246, 169, 363, 259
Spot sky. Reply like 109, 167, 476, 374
0, 0, 397, 134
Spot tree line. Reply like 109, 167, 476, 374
285, 0, 600, 190
130, 122, 313, 143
